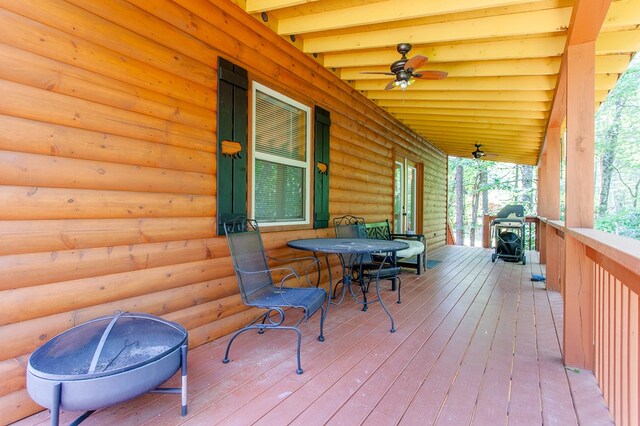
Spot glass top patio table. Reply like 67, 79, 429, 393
287, 238, 408, 254
287, 238, 408, 332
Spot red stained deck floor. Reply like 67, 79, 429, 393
18, 246, 612, 425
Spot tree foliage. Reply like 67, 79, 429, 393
595, 53, 640, 238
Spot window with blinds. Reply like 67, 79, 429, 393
252, 82, 311, 225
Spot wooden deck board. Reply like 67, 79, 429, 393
15, 246, 612, 426
370, 253, 503, 425
298, 250, 488, 423
432, 262, 509, 425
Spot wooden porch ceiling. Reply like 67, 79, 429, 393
17, 246, 611, 425
234, 0, 640, 165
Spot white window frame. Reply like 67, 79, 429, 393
251, 81, 311, 226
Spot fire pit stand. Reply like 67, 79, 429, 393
27, 312, 188, 426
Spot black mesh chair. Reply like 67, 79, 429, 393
333, 215, 402, 308
223, 217, 327, 374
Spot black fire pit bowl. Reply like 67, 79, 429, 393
27, 312, 188, 426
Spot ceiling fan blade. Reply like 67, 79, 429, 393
360, 71, 395, 75
384, 80, 397, 90
404, 54, 428, 71
413, 70, 448, 80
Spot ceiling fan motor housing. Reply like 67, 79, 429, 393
472, 144, 485, 158
396, 43, 412, 56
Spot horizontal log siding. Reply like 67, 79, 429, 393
0, 0, 446, 422
425, 153, 448, 249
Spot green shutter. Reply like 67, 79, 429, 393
217, 58, 248, 235
314, 106, 331, 228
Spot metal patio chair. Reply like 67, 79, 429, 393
333, 215, 402, 308
223, 217, 327, 374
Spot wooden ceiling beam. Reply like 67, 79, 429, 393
595, 89, 609, 102
384, 107, 547, 120
341, 57, 562, 80
354, 75, 557, 91
375, 99, 551, 112
566, 0, 611, 45
276, 0, 542, 35
415, 131, 544, 143
596, 28, 640, 54
245, 0, 319, 14
429, 141, 541, 153
302, 8, 572, 53
431, 141, 541, 153
540, 0, 612, 164
342, 54, 624, 81
433, 138, 541, 148
412, 126, 544, 138
430, 143, 540, 156
323, 36, 566, 68
401, 119, 546, 133
600, 0, 640, 31
396, 114, 546, 126
594, 72, 622, 89
595, 53, 633, 73
410, 120, 546, 133
366, 90, 554, 102
417, 130, 542, 145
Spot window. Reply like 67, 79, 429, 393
251, 82, 311, 226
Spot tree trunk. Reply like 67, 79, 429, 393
481, 171, 488, 215
598, 106, 623, 216
521, 165, 533, 209
469, 173, 480, 247
455, 164, 464, 245
480, 170, 488, 245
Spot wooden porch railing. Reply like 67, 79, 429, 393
541, 218, 640, 425
482, 215, 539, 251
446, 221, 455, 245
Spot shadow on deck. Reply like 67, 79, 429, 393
18, 245, 612, 425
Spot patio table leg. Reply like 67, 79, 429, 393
374, 274, 395, 333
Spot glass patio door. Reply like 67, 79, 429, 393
394, 158, 418, 233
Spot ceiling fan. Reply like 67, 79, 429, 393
472, 144, 498, 160
472, 143, 485, 159
361, 43, 448, 90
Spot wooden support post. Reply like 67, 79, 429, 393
545, 127, 562, 221
539, 221, 547, 263
482, 214, 491, 248
546, 225, 561, 291
541, 127, 562, 289
538, 146, 548, 262
563, 40, 596, 370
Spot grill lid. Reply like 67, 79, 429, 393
28, 312, 187, 381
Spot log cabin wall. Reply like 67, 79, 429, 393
0, 0, 447, 422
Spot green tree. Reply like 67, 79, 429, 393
595, 54, 640, 239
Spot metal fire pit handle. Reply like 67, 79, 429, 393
88, 311, 126, 374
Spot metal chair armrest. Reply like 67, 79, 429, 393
235, 265, 299, 282
267, 255, 322, 288
267, 255, 319, 264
